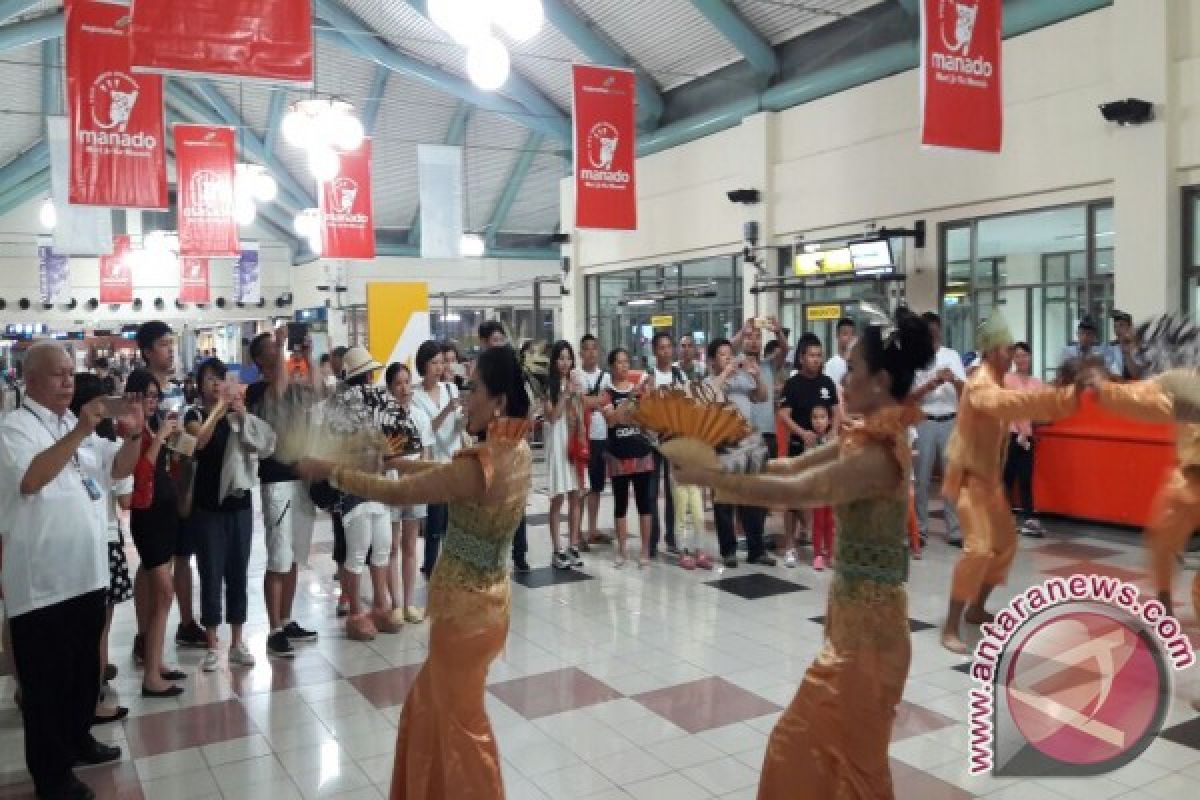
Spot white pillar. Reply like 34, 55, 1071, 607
737, 112, 777, 321
559, 178, 586, 343
1111, 0, 1180, 319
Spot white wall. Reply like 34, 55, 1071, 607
564, 2, 1198, 339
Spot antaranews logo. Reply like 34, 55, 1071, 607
967, 574, 1194, 777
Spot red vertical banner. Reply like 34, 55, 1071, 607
66, 0, 168, 209
129, 0, 314, 86
318, 140, 376, 260
921, 0, 1003, 152
572, 65, 637, 231
99, 235, 134, 303
179, 258, 210, 303
175, 124, 239, 257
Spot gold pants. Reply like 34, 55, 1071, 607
391, 616, 509, 800
1146, 467, 1200, 619
949, 474, 1018, 604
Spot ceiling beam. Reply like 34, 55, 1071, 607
406, 101, 471, 246
0, 0, 41, 24
0, 9, 62, 54
0, 139, 48, 189
0, 168, 49, 218
485, 132, 543, 249
689, 0, 778, 81
540, 0, 664, 126
362, 64, 391, 135
41, 38, 61, 115
895, 0, 920, 17
313, 1, 570, 141
263, 89, 289, 161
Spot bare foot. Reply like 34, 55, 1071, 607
941, 630, 968, 655
963, 607, 995, 625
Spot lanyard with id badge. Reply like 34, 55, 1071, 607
22, 404, 103, 500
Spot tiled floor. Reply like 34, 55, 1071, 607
1, 466, 1198, 800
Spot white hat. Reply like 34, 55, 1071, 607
342, 346, 382, 380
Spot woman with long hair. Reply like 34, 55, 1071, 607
670, 310, 935, 799
125, 369, 187, 697
385, 362, 427, 623
411, 340, 463, 577
601, 347, 655, 568
297, 345, 532, 799
544, 340, 584, 569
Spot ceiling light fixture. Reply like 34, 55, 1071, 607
460, 233, 486, 258
466, 36, 511, 90
430, 1, 542, 89
282, 97, 366, 178
38, 198, 57, 230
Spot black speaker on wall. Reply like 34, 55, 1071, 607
86, 298, 98, 311
216, 297, 226, 309
0, 299, 6, 310
154, 298, 165, 311
175, 299, 185, 310
65, 298, 77, 310
132, 298, 143, 311
19, 298, 30, 310
42, 302, 53, 310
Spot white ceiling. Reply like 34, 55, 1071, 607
0, 0, 886, 240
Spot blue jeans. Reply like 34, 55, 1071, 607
423, 503, 448, 575
192, 507, 253, 627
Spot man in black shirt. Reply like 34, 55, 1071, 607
778, 334, 839, 568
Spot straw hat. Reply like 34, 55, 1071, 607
342, 346, 382, 380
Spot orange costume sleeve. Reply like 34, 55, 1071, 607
332, 450, 490, 506
763, 441, 840, 476
1095, 380, 1175, 424
967, 378, 1077, 425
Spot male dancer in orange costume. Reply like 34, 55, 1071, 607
940, 316, 1079, 654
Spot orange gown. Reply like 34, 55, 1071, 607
700, 406, 921, 799
944, 366, 1077, 604
1095, 377, 1200, 617
332, 419, 532, 800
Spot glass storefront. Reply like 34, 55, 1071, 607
1185, 188, 1200, 317
584, 256, 741, 368
941, 201, 1114, 381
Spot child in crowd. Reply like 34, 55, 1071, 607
809, 404, 836, 570
672, 473, 711, 570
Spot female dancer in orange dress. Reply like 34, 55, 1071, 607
297, 345, 531, 800
671, 309, 934, 800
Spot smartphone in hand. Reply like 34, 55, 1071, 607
99, 396, 131, 418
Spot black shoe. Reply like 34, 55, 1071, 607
723, 556, 739, 569
267, 631, 295, 658
568, 547, 583, 568
132, 633, 145, 667
513, 558, 531, 574
93, 706, 129, 725
665, 544, 680, 556
552, 551, 572, 570
749, 554, 777, 567
160, 668, 187, 681
175, 620, 207, 649
39, 777, 95, 800
140, 684, 183, 698
947, 538, 964, 548
74, 739, 121, 767
102, 664, 117, 682
283, 621, 318, 642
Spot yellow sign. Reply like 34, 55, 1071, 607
806, 304, 842, 322
794, 247, 854, 276
367, 282, 430, 371
650, 315, 674, 327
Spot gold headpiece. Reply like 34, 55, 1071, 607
976, 315, 1014, 353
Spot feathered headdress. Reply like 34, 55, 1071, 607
1135, 315, 1200, 376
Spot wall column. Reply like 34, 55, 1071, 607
736, 112, 776, 322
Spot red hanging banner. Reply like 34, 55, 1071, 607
921, 0, 1003, 152
129, 0, 314, 86
175, 124, 240, 257
66, 0, 168, 209
99, 235, 134, 304
572, 65, 637, 230
179, 258, 211, 303
318, 140, 376, 260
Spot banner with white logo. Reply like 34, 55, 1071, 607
179, 257, 210, 303
175, 124, 239, 257
66, 0, 168, 209
318, 139, 375, 260
234, 246, 261, 304
572, 65, 637, 230
417, 144, 463, 259
129, 0, 313, 86
921, 0, 1003, 152
99, 234, 134, 304
37, 237, 70, 304
46, 116, 113, 255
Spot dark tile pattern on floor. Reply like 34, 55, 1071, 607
0, 760, 143, 800
1159, 714, 1200, 750
489, 667, 622, 719
1034, 541, 1124, 561
525, 513, 549, 526
230, 653, 341, 696
809, 615, 935, 633
1040, 560, 1146, 583
512, 566, 595, 588
706, 573, 808, 600
123, 699, 257, 758
952, 662, 972, 675
633, 677, 782, 734
890, 701, 958, 741
348, 664, 424, 709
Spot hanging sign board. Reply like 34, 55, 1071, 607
38, 239, 71, 304
650, 315, 674, 328
318, 140, 376, 260
99, 235, 134, 304
921, 0, 1003, 152
175, 124, 240, 257
179, 258, 211, 303
572, 65, 637, 230
805, 305, 843, 322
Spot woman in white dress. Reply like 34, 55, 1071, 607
544, 340, 583, 569
411, 340, 464, 576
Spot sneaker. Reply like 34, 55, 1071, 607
513, 558, 532, 574
723, 556, 739, 569
229, 643, 255, 667
749, 554, 777, 567
175, 620, 207, 649
266, 631, 295, 659
784, 549, 798, 568
283, 621, 318, 642
201, 649, 219, 673
403, 606, 425, 624
552, 550, 572, 570
1021, 519, 1046, 538
813, 554, 826, 571
568, 547, 583, 568
132, 633, 145, 667
371, 608, 405, 634
947, 538, 963, 548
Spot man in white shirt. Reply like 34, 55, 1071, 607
823, 317, 856, 389
910, 312, 966, 546
578, 335, 611, 543
648, 332, 688, 557
0, 342, 141, 800
675, 334, 705, 382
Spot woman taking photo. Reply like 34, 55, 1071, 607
126, 369, 187, 697
543, 340, 584, 569
411, 340, 463, 576
670, 310, 934, 799
385, 362, 428, 624
602, 347, 655, 568
296, 345, 531, 799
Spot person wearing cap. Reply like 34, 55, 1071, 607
1059, 315, 1120, 375
940, 316, 1079, 654
1108, 310, 1142, 380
